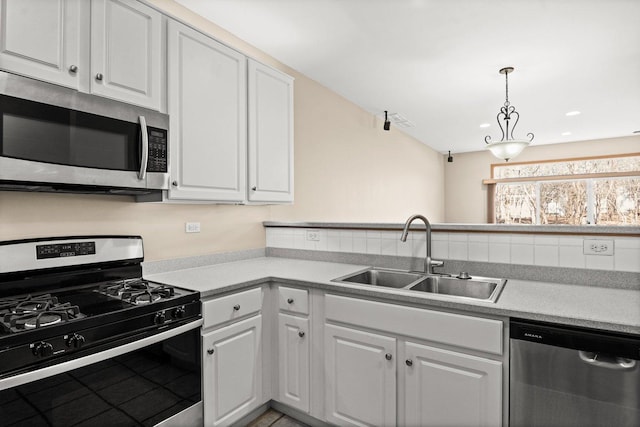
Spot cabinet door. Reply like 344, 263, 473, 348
167, 20, 247, 202
90, 0, 162, 110
325, 324, 396, 427
203, 315, 263, 426
403, 341, 502, 427
247, 59, 294, 203
278, 314, 310, 413
0, 0, 84, 89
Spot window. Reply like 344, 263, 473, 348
484, 154, 640, 225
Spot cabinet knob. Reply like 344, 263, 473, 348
405, 359, 413, 366
287, 298, 294, 304
69, 65, 78, 73
95, 73, 103, 81
298, 331, 305, 338
172, 181, 178, 187
233, 304, 240, 311
207, 348, 214, 355
385, 353, 392, 361
251, 186, 257, 191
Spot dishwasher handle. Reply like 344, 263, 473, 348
578, 350, 637, 370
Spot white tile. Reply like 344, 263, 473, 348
396, 239, 413, 257
381, 238, 397, 256
488, 243, 510, 263
340, 234, 353, 252
366, 230, 381, 239
412, 236, 427, 258
558, 237, 583, 247
339, 230, 354, 239
449, 233, 468, 242
468, 233, 489, 243
293, 232, 306, 250
511, 234, 535, 244
616, 238, 640, 249
432, 240, 449, 260
366, 237, 381, 255
511, 244, 534, 265
432, 232, 448, 241
327, 235, 341, 252
353, 236, 367, 254
558, 246, 585, 268
614, 248, 640, 272
448, 241, 468, 260
489, 234, 510, 244
585, 254, 614, 270
381, 230, 400, 240
468, 242, 489, 262
327, 230, 341, 238
535, 245, 559, 266
303, 238, 317, 251
316, 230, 328, 251
534, 235, 559, 245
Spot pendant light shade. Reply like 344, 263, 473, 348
484, 67, 534, 161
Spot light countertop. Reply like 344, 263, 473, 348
148, 257, 640, 335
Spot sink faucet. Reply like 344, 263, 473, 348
400, 214, 444, 274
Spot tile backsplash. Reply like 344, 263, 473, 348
266, 227, 640, 273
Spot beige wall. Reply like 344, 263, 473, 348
444, 135, 640, 223
0, 0, 444, 261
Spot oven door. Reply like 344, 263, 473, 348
0, 321, 202, 427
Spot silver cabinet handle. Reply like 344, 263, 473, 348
287, 298, 294, 304
172, 181, 178, 187
251, 186, 257, 191
233, 304, 240, 311
298, 331, 305, 338
207, 348, 214, 355
385, 353, 392, 361
138, 116, 148, 180
405, 359, 413, 366
96, 73, 103, 81
578, 351, 636, 370
69, 65, 78, 73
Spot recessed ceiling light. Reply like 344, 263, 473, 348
566, 111, 581, 116
479, 123, 491, 128
561, 131, 572, 136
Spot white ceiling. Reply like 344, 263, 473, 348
175, 0, 640, 154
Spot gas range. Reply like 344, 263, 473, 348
0, 236, 201, 380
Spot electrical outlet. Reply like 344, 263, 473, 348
583, 239, 614, 256
306, 230, 320, 241
185, 222, 201, 233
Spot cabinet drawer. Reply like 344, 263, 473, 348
278, 286, 309, 315
325, 294, 503, 355
203, 287, 262, 329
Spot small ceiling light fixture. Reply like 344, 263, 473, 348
383, 110, 391, 131
479, 123, 491, 128
447, 151, 454, 163
484, 67, 534, 161
561, 131, 572, 136
565, 111, 581, 116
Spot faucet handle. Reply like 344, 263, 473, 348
431, 259, 445, 271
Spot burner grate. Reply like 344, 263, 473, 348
0, 295, 82, 333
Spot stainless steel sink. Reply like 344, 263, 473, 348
409, 275, 505, 302
332, 268, 505, 303
332, 268, 426, 288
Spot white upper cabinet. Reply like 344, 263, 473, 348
0, 0, 162, 110
90, 0, 162, 110
247, 59, 294, 203
167, 20, 247, 202
0, 0, 86, 89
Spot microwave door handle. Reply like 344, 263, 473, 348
138, 115, 149, 180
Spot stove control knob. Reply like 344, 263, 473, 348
66, 333, 86, 349
154, 311, 166, 325
172, 306, 186, 319
32, 341, 54, 357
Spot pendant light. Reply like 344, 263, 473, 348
484, 67, 534, 161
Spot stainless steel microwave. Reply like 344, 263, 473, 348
0, 71, 169, 195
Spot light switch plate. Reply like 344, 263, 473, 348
583, 239, 614, 256
185, 222, 201, 233
306, 230, 320, 241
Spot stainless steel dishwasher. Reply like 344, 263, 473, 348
510, 319, 640, 427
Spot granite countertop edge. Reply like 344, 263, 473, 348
146, 257, 640, 335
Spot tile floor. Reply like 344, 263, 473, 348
247, 408, 309, 427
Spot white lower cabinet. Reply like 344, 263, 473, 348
278, 313, 310, 412
403, 341, 502, 427
324, 324, 397, 427
202, 314, 262, 426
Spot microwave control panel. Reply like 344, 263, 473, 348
147, 127, 168, 172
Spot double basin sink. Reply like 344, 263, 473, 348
332, 268, 505, 303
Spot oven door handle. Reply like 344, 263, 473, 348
138, 115, 149, 181
0, 319, 203, 391
578, 350, 637, 370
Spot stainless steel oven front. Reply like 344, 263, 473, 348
0, 321, 203, 427
0, 71, 169, 194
